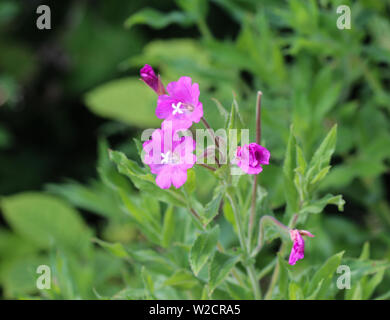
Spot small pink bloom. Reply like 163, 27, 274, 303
288, 229, 314, 265
140, 64, 166, 95
156, 76, 203, 129
143, 123, 196, 189
235, 143, 270, 174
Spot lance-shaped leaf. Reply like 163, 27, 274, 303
92, 238, 129, 259
307, 251, 344, 298
201, 186, 225, 226
109, 150, 186, 207
190, 226, 220, 276
164, 269, 198, 290
306, 124, 337, 187
162, 206, 175, 248
300, 193, 345, 214
208, 251, 240, 293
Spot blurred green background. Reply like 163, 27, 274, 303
0, 0, 389, 299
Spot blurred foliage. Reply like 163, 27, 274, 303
0, 0, 390, 299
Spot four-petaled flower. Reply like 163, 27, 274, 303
288, 229, 315, 265
143, 123, 196, 189
156, 76, 203, 129
235, 143, 270, 174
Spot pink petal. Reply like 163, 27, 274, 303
156, 95, 176, 119
156, 167, 172, 189
171, 167, 188, 188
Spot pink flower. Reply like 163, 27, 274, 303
140, 64, 166, 95
142, 122, 196, 189
235, 143, 270, 174
288, 229, 314, 265
156, 76, 203, 129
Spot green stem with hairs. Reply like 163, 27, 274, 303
226, 189, 261, 300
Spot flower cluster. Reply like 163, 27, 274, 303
140, 65, 200, 189
140, 64, 271, 188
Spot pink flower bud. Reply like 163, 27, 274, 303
140, 64, 166, 95
288, 229, 314, 265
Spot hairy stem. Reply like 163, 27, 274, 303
264, 213, 297, 299
226, 190, 261, 300
248, 175, 258, 248
255, 91, 262, 145
248, 91, 263, 249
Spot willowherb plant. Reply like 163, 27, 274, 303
107, 64, 348, 300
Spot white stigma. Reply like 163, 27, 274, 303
172, 102, 183, 115
161, 151, 181, 165
161, 151, 171, 164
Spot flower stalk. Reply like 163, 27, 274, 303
248, 91, 263, 249
226, 188, 261, 300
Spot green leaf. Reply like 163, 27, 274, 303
164, 269, 198, 290
201, 187, 224, 226
226, 97, 244, 140
223, 199, 236, 232
190, 226, 220, 276
92, 238, 129, 259
211, 98, 229, 123
308, 251, 344, 298
306, 124, 337, 184
97, 138, 133, 194
208, 251, 240, 293
289, 282, 304, 300
1, 255, 47, 298
111, 288, 145, 300
141, 266, 155, 299
125, 8, 193, 29
277, 253, 289, 299
129, 249, 175, 275
225, 280, 252, 300
118, 191, 162, 245
310, 165, 331, 185
306, 280, 324, 300
162, 206, 175, 248
363, 269, 385, 299
176, 0, 208, 20
359, 242, 370, 260
1, 192, 91, 252
349, 283, 363, 300
46, 180, 123, 220
300, 194, 345, 214
184, 169, 196, 195
109, 150, 186, 207
85, 78, 161, 128
344, 258, 390, 279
